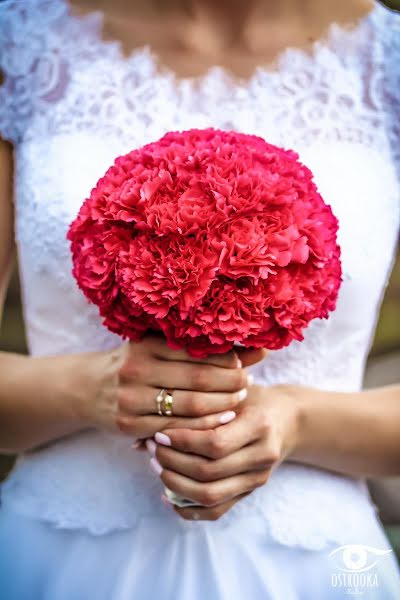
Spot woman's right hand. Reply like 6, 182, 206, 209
78, 334, 265, 442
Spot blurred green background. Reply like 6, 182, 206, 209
1, 256, 399, 559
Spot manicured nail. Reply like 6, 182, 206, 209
155, 432, 172, 446
145, 438, 156, 456
247, 374, 254, 386
238, 388, 248, 402
150, 457, 163, 475
219, 410, 236, 424
236, 357, 242, 368
161, 494, 173, 507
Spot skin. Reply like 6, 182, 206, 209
70, 0, 376, 78
1, 0, 399, 523
151, 384, 400, 520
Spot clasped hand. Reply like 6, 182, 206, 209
111, 337, 301, 521
147, 381, 301, 520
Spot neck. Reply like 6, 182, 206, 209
173, 0, 251, 53
184, 0, 260, 23
181, 0, 312, 20
172, 0, 310, 51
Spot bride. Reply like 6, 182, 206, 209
0, 0, 399, 598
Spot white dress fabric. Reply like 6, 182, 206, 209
0, 0, 400, 598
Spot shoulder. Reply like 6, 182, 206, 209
372, 3, 400, 179
373, 3, 400, 103
0, 0, 68, 143
0, 0, 67, 28
0, 0, 68, 75
371, 2, 400, 42
0, 0, 66, 18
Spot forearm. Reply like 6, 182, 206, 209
0, 350, 104, 454
290, 384, 400, 478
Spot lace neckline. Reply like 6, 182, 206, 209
62, 0, 384, 91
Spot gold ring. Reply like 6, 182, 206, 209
163, 391, 174, 416
155, 388, 168, 416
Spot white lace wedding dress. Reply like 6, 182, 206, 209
0, 1, 400, 598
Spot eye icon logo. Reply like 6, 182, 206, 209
329, 544, 393, 573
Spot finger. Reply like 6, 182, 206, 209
171, 491, 252, 521
118, 385, 248, 416
116, 409, 238, 438
152, 439, 276, 482
158, 466, 270, 507
139, 336, 240, 369
146, 360, 248, 393
157, 410, 260, 459
235, 347, 268, 367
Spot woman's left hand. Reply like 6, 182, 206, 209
146, 383, 302, 521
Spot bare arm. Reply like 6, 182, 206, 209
291, 383, 400, 477
0, 139, 97, 453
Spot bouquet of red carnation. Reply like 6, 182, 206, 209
68, 128, 341, 357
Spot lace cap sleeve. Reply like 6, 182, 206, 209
0, 0, 67, 143
380, 8, 400, 180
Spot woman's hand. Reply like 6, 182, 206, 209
146, 383, 302, 520
148, 379, 400, 520
77, 335, 266, 442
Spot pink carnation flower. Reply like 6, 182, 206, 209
68, 128, 341, 357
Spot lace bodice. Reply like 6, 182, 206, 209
0, 0, 399, 550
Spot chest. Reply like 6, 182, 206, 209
69, 0, 375, 79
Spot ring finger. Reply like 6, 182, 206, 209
118, 385, 248, 417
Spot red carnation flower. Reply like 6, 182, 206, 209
68, 128, 341, 357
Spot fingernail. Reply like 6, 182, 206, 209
219, 410, 236, 424
150, 457, 163, 475
238, 388, 248, 402
247, 374, 254, 386
145, 438, 157, 456
236, 357, 242, 368
155, 432, 172, 446
161, 494, 173, 507
131, 439, 142, 449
